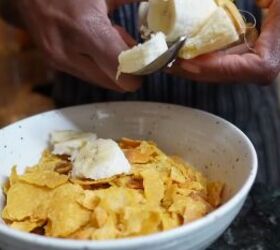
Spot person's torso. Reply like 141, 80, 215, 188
52, 1, 280, 187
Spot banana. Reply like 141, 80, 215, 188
117, 0, 246, 74
147, 0, 218, 42
118, 32, 168, 74
50, 130, 97, 156
71, 139, 131, 180
179, 7, 240, 59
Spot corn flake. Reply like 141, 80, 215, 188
19, 170, 68, 189
45, 183, 90, 237
2, 181, 51, 221
140, 168, 164, 205
207, 181, 224, 207
10, 220, 45, 233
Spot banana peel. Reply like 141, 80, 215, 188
179, 1, 247, 59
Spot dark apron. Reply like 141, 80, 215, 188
53, 0, 280, 188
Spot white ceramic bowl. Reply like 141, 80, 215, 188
0, 102, 257, 250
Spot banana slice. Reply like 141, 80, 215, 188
178, 7, 240, 59
50, 130, 97, 156
147, 0, 218, 42
118, 32, 168, 74
72, 139, 131, 180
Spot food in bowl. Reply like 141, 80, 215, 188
2, 130, 224, 240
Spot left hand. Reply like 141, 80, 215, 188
167, 0, 280, 85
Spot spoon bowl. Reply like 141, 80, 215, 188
132, 36, 187, 75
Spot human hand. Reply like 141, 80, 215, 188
168, 0, 280, 84
16, 0, 142, 92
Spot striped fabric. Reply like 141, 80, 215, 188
53, 0, 280, 187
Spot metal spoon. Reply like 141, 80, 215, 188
132, 36, 187, 76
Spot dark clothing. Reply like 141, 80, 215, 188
53, 1, 280, 187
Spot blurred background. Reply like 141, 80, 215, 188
0, 14, 280, 128
0, 18, 55, 128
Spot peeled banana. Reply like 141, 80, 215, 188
118, 32, 168, 74
50, 130, 97, 156
118, 0, 246, 75
72, 139, 131, 180
147, 0, 218, 42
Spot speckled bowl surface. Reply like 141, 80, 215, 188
0, 102, 257, 250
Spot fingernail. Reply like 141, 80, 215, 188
181, 62, 201, 74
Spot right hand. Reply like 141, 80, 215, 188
15, 0, 142, 92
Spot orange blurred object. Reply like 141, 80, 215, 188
0, 18, 54, 128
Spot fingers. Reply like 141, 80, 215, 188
223, 44, 253, 55
77, 12, 141, 91
71, 54, 125, 92
114, 24, 145, 88
49, 50, 124, 92
176, 52, 273, 83
171, 0, 280, 84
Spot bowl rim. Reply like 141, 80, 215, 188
0, 101, 258, 249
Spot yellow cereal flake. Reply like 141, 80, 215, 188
10, 220, 45, 232
79, 187, 144, 212
207, 181, 224, 207
140, 168, 165, 205
93, 206, 109, 228
183, 196, 213, 223
124, 149, 151, 164
91, 214, 118, 240
10, 166, 19, 186
3, 180, 10, 195
119, 138, 142, 149
19, 170, 68, 189
70, 226, 95, 240
36, 150, 70, 172
45, 183, 91, 237
2, 181, 51, 221
161, 212, 180, 231
170, 167, 186, 183
71, 176, 116, 186
120, 206, 161, 236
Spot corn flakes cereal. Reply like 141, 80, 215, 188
2, 179, 51, 222
1, 138, 225, 240
45, 183, 91, 237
